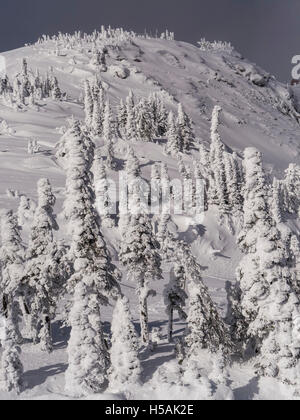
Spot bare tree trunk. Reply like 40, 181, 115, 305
168, 307, 174, 343
139, 292, 149, 345
18, 296, 31, 335
2, 294, 8, 318
30, 314, 40, 344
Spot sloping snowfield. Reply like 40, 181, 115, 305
0, 30, 299, 400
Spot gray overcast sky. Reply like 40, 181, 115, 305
0, 0, 299, 82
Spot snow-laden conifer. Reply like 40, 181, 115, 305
208, 106, 229, 212
17, 195, 36, 228
120, 209, 162, 344
84, 79, 94, 127
282, 163, 300, 217
103, 100, 116, 169
224, 152, 243, 214
65, 280, 110, 396
271, 177, 284, 224
136, 98, 155, 142
165, 111, 180, 156
117, 98, 127, 138
64, 124, 120, 395
94, 153, 115, 227
125, 90, 137, 140
23, 178, 68, 352
177, 104, 195, 153
108, 297, 141, 391
91, 92, 103, 136
184, 277, 232, 360
56, 118, 95, 170
0, 210, 24, 343
0, 319, 23, 394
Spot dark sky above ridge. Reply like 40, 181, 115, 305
0, 0, 299, 82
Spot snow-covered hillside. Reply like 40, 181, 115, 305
0, 28, 299, 400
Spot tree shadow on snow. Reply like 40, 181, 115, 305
52, 320, 113, 350
141, 344, 175, 382
233, 376, 260, 400
23, 363, 67, 390
51, 321, 71, 350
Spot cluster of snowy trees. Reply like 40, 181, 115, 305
227, 147, 300, 389
82, 81, 173, 144
0, 114, 228, 396
271, 164, 300, 223
192, 106, 300, 228
1, 96, 300, 396
0, 58, 63, 110
35, 26, 175, 52
81, 78, 196, 160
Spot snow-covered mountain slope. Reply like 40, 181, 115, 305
0, 31, 299, 400
1, 34, 300, 186
1, 33, 299, 279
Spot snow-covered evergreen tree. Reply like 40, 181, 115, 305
96, 50, 107, 72
17, 195, 36, 228
271, 177, 284, 224
120, 213, 162, 344
161, 163, 171, 214
23, 178, 67, 352
94, 153, 115, 227
0, 210, 24, 343
103, 100, 115, 144
65, 280, 110, 396
119, 145, 142, 234
50, 75, 62, 100
165, 111, 180, 156
282, 163, 300, 217
117, 98, 127, 138
103, 100, 116, 169
84, 79, 94, 127
125, 145, 141, 179
224, 152, 243, 214
136, 98, 155, 142
91, 92, 103, 136
125, 90, 137, 140
108, 297, 141, 390
0, 319, 23, 394
151, 163, 161, 216
177, 104, 195, 153
64, 125, 121, 395
184, 278, 232, 360
154, 94, 168, 137
208, 106, 229, 212
56, 118, 94, 170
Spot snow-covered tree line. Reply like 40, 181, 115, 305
192, 105, 300, 225
81, 79, 195, 151
35, 26, 175, 51
0, 58, 63, 109
271, 164, 300, 223
226, 147, 300, 391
